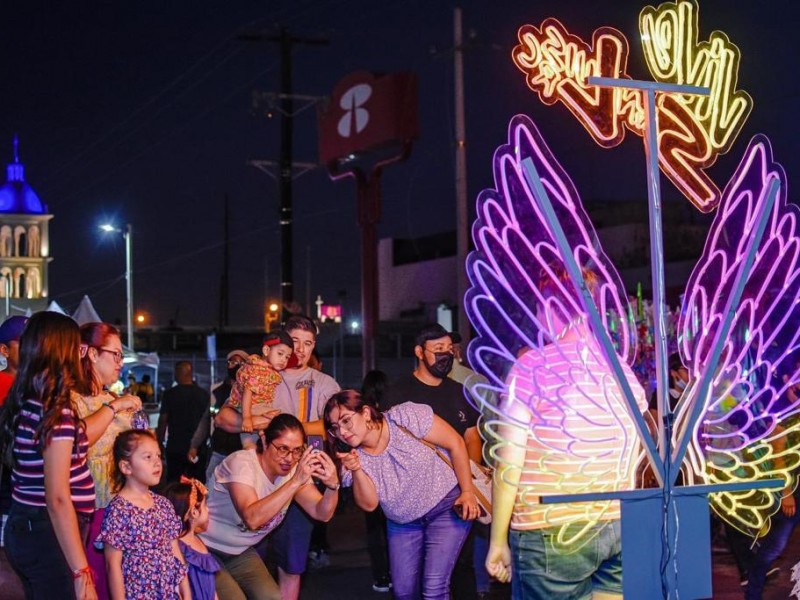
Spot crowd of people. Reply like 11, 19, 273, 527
1, 305, 796, 599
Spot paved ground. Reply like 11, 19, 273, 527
2, 499, 798, 599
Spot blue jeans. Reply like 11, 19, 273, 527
509, 521, 622, 600
745, 504, 800, 599
387, 486, 471, 600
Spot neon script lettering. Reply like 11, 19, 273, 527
512, 1, 752, 213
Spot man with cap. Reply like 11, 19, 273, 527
0, 315, 27, 406
383, 323, 480, 440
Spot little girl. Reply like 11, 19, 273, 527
100, 430, 190, 599
164, 477, 221, 600
228, 330, 294, 448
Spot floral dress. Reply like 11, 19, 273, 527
228, 354, 282, 412
99, 492, 188, 599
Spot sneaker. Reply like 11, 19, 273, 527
372, 577, 392, 593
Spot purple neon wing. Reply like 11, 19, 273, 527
465, 115, 644, 550
677, 135, 800, 533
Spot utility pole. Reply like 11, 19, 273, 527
240, 27, 328, 316
454, 7, 470, 347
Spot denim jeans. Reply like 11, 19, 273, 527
387, 486, 472, 600
509, 520, 622, 600
4, 502, 78, 599
745, 503, 800, 599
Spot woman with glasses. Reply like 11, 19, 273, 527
201, 413, 340, 600
74, 322, 143, 600
324, 390, 480, 600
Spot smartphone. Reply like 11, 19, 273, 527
333, 438, 352, 454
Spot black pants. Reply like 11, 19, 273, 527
4, 502, 91, 599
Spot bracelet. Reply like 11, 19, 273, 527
102, 402, 117, 415
72, 565, 92, 580
326, 482, 341, 491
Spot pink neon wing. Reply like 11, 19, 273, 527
465, 115, 644, 549
677, 135, 800, 533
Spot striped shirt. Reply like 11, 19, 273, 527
11, 398, 95, 513
505, 339, 647, 531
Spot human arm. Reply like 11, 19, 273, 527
294, 451, 339, 521
188, 406, 210, 463
769, 424, 796, 517
82, 394, 142, 446
422, 415, 480, 520
105, 545, 126, 600
227, 447, 318, 530
485, 395, 529, 583
214, 405, 278, 434
156, 405, 168, 446
337, 449, 380, 512
464, 425, 483, 465
43, 438, 97, 600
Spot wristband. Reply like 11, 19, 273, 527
102, 402, 116, 415
72, 565, 92, 580
326, 482, 341, 491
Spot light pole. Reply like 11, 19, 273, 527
100, 223, 134, 351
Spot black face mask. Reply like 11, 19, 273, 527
227, 367, 240, 380
424, 351, 454, 379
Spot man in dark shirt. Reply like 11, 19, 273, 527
204, 349, 248, 480
157, 361, 210, 481
383, 323, 479, 437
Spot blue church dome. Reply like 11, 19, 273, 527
0, 137, 47, 214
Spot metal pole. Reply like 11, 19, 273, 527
125, 223, 134, 351
454, 7, 470, 346
279, 28, 294, 309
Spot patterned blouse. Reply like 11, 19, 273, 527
74, 390, 133, 508
228, 355, 282, 411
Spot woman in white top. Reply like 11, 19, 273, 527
201, 413, 340, 600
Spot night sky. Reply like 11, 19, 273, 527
1, 1, 797, 328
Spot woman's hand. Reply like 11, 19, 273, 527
111, 394, 142, 414
453, 488, 481, 521
74, 572, 98, 600
485, 542, 512, 583
336, 449, 362, 473
310, 451, 339, 489
289, 447, 318, 488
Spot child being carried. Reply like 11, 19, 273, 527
228, 330, 294, 449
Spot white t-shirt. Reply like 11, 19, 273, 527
200, 449, 293, 555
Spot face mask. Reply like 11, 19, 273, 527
424, 352, 454, 379
675, 378, 687, 391
0, 355, 6, 372
227, 367, 240, 380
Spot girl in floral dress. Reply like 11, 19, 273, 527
164, 477, 221, 600
100, 429, 190, 599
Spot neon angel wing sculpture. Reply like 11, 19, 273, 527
465, 115, 649, 551
676, 135, 800, 534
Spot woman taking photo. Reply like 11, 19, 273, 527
2, 312, 97, 599
324, 390, 479, 600
200, 413, 340, 600
74, 322, 143, 598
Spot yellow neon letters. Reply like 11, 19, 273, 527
512, 1, 752, 213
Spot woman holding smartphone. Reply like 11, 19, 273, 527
324, 390, 479, 600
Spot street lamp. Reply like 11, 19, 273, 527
264, 301, 280, 332
100, 223, 134, 351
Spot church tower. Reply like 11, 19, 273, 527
0, 136, 53, 318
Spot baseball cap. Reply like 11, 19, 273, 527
415, 323, 461, 348
0, 316, 28, 345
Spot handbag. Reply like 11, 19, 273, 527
396, 423, 492, 524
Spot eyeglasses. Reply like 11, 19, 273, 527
327, 413, 358, 439
97, 348, 124, 363
269, 441, 305, 460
